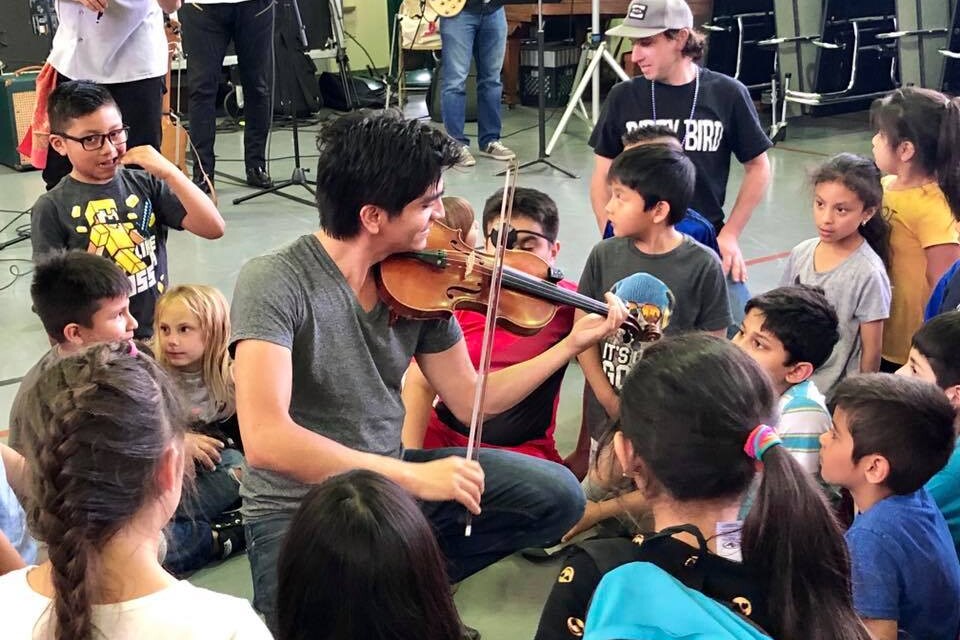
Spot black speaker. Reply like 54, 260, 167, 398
318, 73, 385, 111
427, 60, 477, 123
273, 0, 322, 116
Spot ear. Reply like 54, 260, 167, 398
62, 322, 85, 346
358, 204, 386, 235
613, 431, 636, 477
897, 140, 916, 164
784, 361, 814, 386
49, 135, 69, 157
155, 441, 185, 498
862, 454, 891, 486
671, 28, 690, 50
548, 240, 560, 263
861, 206, 878, 225
650, 201, 671, 225
944, 385, 960, 412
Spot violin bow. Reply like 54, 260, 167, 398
463, 157, 520, 536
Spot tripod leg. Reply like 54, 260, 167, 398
546, 42, 609, 155
600, 48, 631, 82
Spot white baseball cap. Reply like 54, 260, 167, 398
606, 0, 694, 39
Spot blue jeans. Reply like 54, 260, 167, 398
246, 447, 584, 632
165, 448, 244, 575
439, 7, 507, 148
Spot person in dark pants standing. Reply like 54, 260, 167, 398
180, 0, 275, 191
42, 0, 180, 191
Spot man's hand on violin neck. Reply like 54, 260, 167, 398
565, 292, 630, 354
404, 456, 485, 515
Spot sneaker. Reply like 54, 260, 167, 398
457, 146, 477, 168
211, 510, 246, 560
479, 140, 516, 161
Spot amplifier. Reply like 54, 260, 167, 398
0, 67, 41, 171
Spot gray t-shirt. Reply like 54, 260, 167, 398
780, 238, 891, 393
578, 236, 731, 438
579, 236, 731, 333
229, 235, 462, 518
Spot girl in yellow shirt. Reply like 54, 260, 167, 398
870, 87, 960, 368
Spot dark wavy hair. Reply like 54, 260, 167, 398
314, 109, 461, 239
277, 470, 463, 640
616, 334, 870, 640
22, 342, 186, 640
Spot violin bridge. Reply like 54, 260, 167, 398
464, 250, 477, 277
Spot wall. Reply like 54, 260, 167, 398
316, 0, 391, 73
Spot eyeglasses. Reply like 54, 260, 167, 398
52, 126, 129, 151
487, 226, 554, 250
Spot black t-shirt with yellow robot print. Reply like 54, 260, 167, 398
31, 168, 187, 339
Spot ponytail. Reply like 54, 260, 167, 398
859, 214, 890, 270
743, 446, 870, 640
937, 97, 960, 221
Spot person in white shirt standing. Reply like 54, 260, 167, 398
42, 0, 179, 191
0, 342, 271, 640
179, 0, 275, 192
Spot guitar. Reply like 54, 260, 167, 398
426, 0, 466, 17
161, 16, 188, 174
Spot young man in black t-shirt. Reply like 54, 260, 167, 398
589, 0, 771, 289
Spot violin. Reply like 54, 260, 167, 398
376, 221, 648, 341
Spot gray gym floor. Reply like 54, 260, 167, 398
0, 95, 874, 638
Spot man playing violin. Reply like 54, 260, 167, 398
229, 109, 627, 631
402, 186, 577, 465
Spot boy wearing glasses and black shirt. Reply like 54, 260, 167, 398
402, 187, 576, 465
30, 80, 224, 338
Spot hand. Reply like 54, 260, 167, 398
120, 145, 177, 180
566, 292, 629, 354
406, 456, 485, 515
562, 500, 605, 542
76, 0, 108, 12
717, 229, 748, 283
185, 433, 224, 471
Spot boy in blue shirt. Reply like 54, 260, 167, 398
895, 310, 960, 557
821, 374, 960, 640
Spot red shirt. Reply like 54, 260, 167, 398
424, 279, 577, 462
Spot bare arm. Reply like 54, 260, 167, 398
859, 320, 884, 373
119, 145, 225, 239
590, 155, 614, 236
716, 152, 771, 282
234, 339, 485, 512
862, 619, 898, 640
401, 361, 436, 449
157, 0, 181, 12
925, 244, 960, 289
419, 297, 626, 425
574, 309, 620, 420
0, 532, 25, 575
0, 444, 27, 503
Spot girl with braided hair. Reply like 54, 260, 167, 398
0, 342, 270, 640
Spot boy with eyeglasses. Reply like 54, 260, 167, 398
30, 80, 224, 338
402, 187, 576, 465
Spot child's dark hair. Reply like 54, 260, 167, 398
47, 80, 118, 134
608, 145, 695, 226
828, 373, 956, 494
811, 153, 891, 268
31, 251, 131, 343
481, 187, 559, 241
744, 285, 840, 370
621, 124, 682, 149
277, 470, 462, 640
912, 311, 960, 388
870, 87, 960, 220
314, 109, 461, 239
22, 342, 186, 640
618, 334, 869, 640
664, 28, 706, 62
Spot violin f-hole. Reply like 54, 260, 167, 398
446, 283, 484, 299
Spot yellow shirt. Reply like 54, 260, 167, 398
882, 176, 959, 363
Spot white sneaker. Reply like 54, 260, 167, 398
479, 140, 516, 161
457, 146, 477, 167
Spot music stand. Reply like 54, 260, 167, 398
234, 0, 317, 207
503, 0, 577, 178
545, 0, 630, 155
